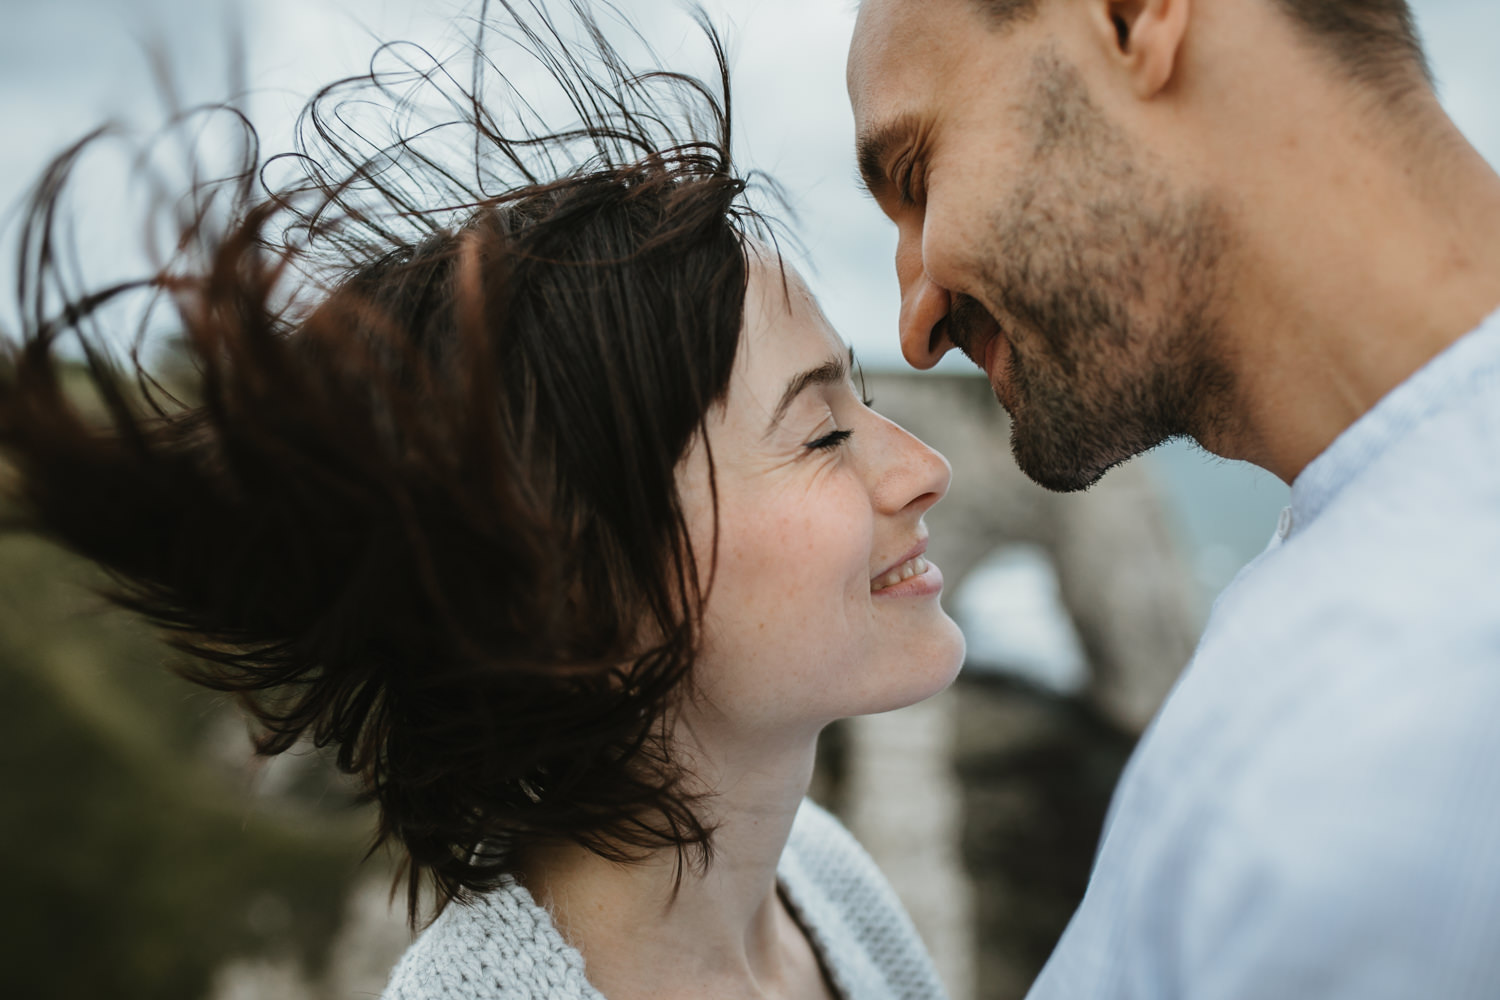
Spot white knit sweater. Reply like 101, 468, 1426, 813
382, 799, 949, 1000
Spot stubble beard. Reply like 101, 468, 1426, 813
949, 52, 1237, 493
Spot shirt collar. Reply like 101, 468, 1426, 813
1288, 305, 1500, 535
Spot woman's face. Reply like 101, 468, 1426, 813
677, 258, 965, 740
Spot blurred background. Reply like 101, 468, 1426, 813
1, 1, 1496, 997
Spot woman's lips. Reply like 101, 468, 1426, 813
871, 540, 943, 598
871, 559, 944, 599
872, 554, 931, 592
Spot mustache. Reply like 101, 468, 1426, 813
936, 294, 999, 366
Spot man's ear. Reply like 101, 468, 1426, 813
1095, 0, 1191, 98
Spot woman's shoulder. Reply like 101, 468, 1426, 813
379, 802, 946, 1000
780, 799, 950, 1000
380, 881, 603, 1000
783, 798, 876, 884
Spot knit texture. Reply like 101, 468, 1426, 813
382, 799, 948, 1000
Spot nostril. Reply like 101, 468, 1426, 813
929, 314, 950, 357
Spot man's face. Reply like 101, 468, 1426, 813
848, 0, 1234, 491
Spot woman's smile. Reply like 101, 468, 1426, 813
871, 553, 941, 596
871, 537, 941, 597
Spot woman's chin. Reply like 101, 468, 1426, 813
857, 613, 968, 717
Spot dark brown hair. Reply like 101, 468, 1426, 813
0, 0, 775, 920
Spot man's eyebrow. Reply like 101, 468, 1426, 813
855, 114, 920, 195
767, 356, 849, 435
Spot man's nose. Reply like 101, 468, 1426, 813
898, 271, 956, 370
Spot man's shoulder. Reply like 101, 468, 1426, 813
1100, 406, 1500, 874
1138, 659, 1500, 998
1187, 381, 1500, 696
1045, 607, 1500, 1000
1132, 493, 1500, 830
1032, 334, 1500, 1000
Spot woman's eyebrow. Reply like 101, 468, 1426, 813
765, 356, 849, 436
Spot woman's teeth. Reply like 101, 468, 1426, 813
872, 556, 930, 592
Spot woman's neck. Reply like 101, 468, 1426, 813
515, 726, 832, 1000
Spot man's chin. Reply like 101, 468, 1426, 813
1007, 407, 1119, 494
1014, 449, 1110, 491
1011, 435, 1111, 493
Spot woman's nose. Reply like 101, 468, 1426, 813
873, 415, 952, 517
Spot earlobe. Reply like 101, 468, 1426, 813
1105, 0, 1191, 99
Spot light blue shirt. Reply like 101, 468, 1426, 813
1029, 310, 1500, 1000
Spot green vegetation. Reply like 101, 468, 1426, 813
0, 524, 375, 999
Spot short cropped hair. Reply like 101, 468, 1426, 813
969, 0, 1430, 89
1273, 0, 1430, 87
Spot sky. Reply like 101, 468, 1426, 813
5, 0, 1499, 369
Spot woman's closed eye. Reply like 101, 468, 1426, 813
806, 428, 853, 452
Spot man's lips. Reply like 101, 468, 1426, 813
944, 298, 1015, 408
944, 295, 1004, 370
983, 331, 1005, 381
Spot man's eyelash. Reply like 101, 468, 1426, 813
893, 167, 915, 206
894, 159, 923, 207
807, 429, 853, 451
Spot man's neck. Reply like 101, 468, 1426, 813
1198, 87, 1500, 481
515, 725, 829, 1000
